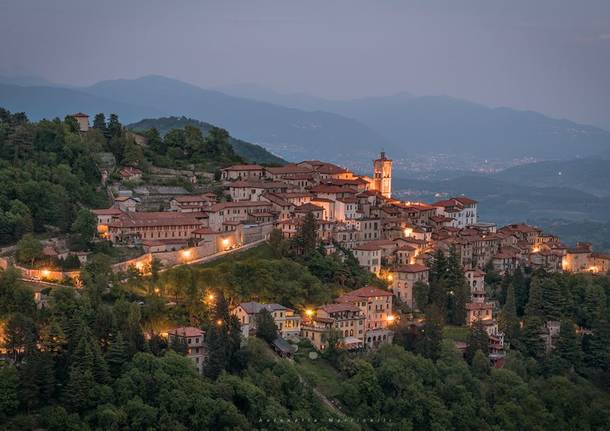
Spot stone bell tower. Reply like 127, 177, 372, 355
373, 151, 392, 199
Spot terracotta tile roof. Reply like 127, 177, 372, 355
310, 185, 357, 194
172, 194, 216, 203
394, 264, 429, 273
353, 243, 384, 251
230, 180, 288, 189
319, 303, 361, 313
237, 302, 292, 314
110, 211, 200, 228
92, 207, 123, 216
222, 164, 264, 171
209, 201, 273, 212
465, 302, 493, 310
266, 164, 313, 175
336, 286, 393, 302
169, 326, 205, 337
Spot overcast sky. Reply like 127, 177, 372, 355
2, 0, 610, 128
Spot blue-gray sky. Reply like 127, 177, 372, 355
2, 0, 610, 128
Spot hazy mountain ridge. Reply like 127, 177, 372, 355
128, 116, 286, 165
218, 83, 610, 159
493, 158, 610, 197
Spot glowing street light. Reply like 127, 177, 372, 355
181, 249, 192, 260
154, 287, 160, 294
386, 315, 396, 324
216, 319, 223, 326
208, 293, 215, 301
222, 238, 230, 249
41, 269, 50, 278
305, 309, 314, 317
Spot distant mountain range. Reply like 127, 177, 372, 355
1, 75, 609, 162
128, 116, 286, 165
217, 83, 610, 159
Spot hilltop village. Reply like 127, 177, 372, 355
79, 116, 609, 369
2, 109, 610, 429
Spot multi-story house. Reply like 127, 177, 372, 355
335, 286, 394, 348
168, 327, 207, 373
221, 164, 265, 180
389, 264, 429, 309
352, 244, 383, 275
208, 201, 274, 231
301, 303, 365, 351
231, 302, 302, 340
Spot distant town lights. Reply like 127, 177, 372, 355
222, 238, 230, 247
386, 315, 396, 323
41, 269, 50, 278
305, 309, 314, 317
404, 227, 413, 237
181, 249, 192, 259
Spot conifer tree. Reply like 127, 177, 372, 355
586, 319, 610, 370
62, 366, 95, 412
472, 349, 490, 377
430, 249, 448, 283
92, 113, 107, 136
542, 278, 565, 321
525, 277, 544, 318
204, 323, 227, 379
256, 308, 278, 343
446, 247, 469, 325
126, 303, 145, 356
520, 316, 546, 360
106, 332, 129, 378
548, 318, 582, 374
499, 283, 520, 343
466, 318, 489, 363
91, 341, 111, 384
416, 305, 444, 361
293, 212, 317, 256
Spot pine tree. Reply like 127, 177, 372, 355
126, 303, 145, 356
62, 366, 95, 412
35, 351, 57, 404
512, 268, 528, 315
542, 278, 565, 321
499, 283, 520, 343
466, 318, 489, 363
91, 341, 111, 384
548, 318, 582, 374
520, 316, 546, 360
446, 247, 469, 325
106, 332, 129, 378
92, 113, 107, 136
415, 305, 444, 361
204, 323, 227, 379
293, 212, 317, 256
472, 349, 490, 377
256, 308, 278, 343
586, 319, 610, 370
525, 277, 544, 318
107, 113, 122, 139
430, 249, 448, 283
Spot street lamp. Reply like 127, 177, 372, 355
181, 249, 192, 261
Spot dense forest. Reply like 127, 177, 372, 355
0, 109, 107, 245
128, 116, 286, 165
3, 216, 610, 429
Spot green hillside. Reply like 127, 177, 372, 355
128, 116, 286, 165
